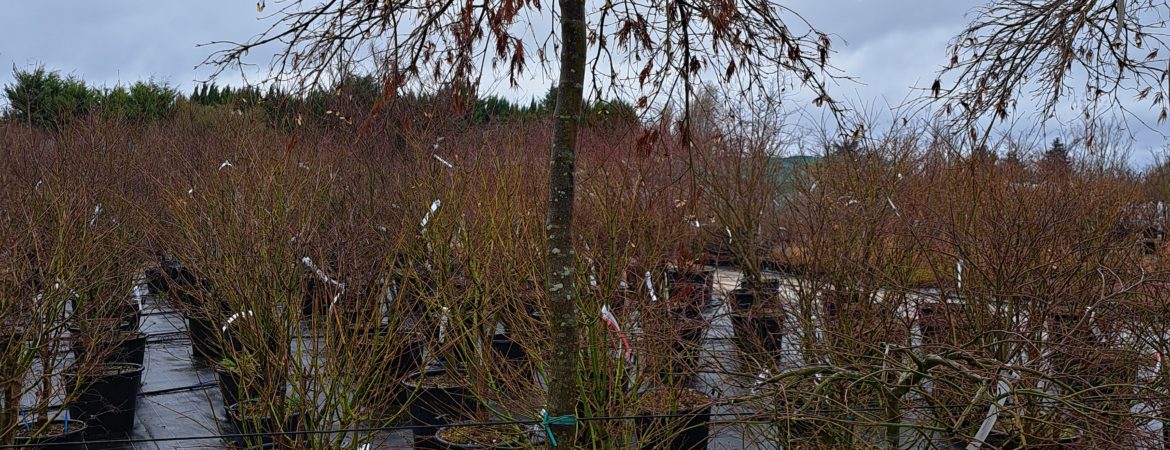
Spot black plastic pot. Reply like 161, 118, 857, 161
187, 314, 222, 364
144, 267, 168, 296
672, 322, 706, 385
490, 333, 530, 378
730, 310, 783, 365
71, 330, 147, 366
149, 260, 198, 297
667, 270, 714, 321
66, 298, 140, 333
12, 419, 88, 450
635, 390, 712, 450
66, 362, 144, 439
216, 368, 263, 410
340, 332, 425, 414
227, 399, 305, 449
728, 281, 783, 312
402, 367, 480, 449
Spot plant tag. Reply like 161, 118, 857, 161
301, 257, 344, 289
222, 310, 254, 333
644, 272, 657, 302
438, 306, 450, 343
956, 259, 963, 291
433, 154, 453, 168
89, 203, 102, 227
601, 305, 633, 362
421, 199, 441, 229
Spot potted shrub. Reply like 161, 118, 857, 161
334, 326, 425, 419
634, 388, 713, 450
68, 293, 145, 366
227, 397, 308, 450
0, 185, 131, 448
727, 280, 785, 368
0, 317, 89, 450
665, 252, 716, 317
401, 366, 481, 448
143, 255, 198, 298
69, 324, 147, 366
63, 362, 145, 439
638, 288, 708, 388
216, 354, 263, 410
10, 420, 88, 450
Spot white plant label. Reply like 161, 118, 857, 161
301, 257, 344, 289
89, 203, 102, 227
968, 378, 1010, 450
644, 272, 658, 302
433, 154, 453, 168
600, 305, 633, 363
222, 310, 254, 333
956, 259, 964, 291
438, 306, 450, 343
421, 199, 441, 230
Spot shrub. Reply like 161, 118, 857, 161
2, 66, 97, 131
99, 81, 179, 122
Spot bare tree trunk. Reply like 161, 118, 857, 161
546, 0, 586, 442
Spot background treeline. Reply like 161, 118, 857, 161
0, 66, 638, 131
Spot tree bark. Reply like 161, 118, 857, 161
546, 0, 586, 442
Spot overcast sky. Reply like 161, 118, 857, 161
0, 1, 1164, 165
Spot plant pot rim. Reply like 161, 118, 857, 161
402, 366, 469, 390
64, 362, 144, 378
14, 419, 88, 441
635, 387, 713, 415
434, 422, 532, 449
227, 398, 305, 420
68, 326, 144, 334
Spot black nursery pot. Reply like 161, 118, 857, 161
635, 392, 712, 450
672, 322, 707, 386
216, 368, 263, 411
187, 315, 223, 364
71, 330, 147, 366
227, 399, 305, 449
402, 367, 480, 449
144, 267, 168, 296
147, 260, 199, 297
728, 281, 783, 312
13, 420, 88, 450
668, 272, 715, 320
341, 331, 426, 412
348, 329, 424, 371
66, 363, 145, 439
729, 311, 783, 364
490, 333, 531, 378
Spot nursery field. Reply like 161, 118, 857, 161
2, 110, 1170, 450
30, 268, 803, 450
